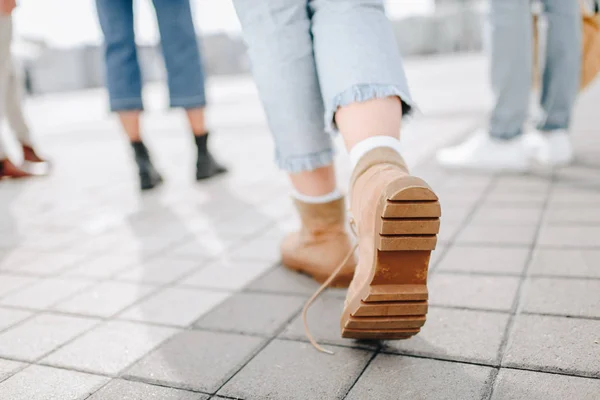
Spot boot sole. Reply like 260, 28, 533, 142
341, 176, 440, 340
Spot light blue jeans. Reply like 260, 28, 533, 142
232, 0, 413, 172
95, 0, 207, 111
489, 0, 581, 139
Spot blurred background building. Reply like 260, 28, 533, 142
11, 0, 486, 95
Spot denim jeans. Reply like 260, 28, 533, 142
0, 16, 33, 159
95, 0, 206, 111
489, 0, 581, 139
232, 0, 413, 172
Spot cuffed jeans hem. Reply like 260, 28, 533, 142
489, 130, 523, 140
110, 98, 144, 112
326, 84, 417, 134
170, 95, 207, 110
276, 148, 335, 173
536, 123, 569, 132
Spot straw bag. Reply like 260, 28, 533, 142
533, 1, 600, 90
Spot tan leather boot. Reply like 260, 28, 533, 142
281, 198, 356, 288
340, 147, 441, 340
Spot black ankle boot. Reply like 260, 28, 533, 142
194, 132, 227, 181
131, 141, 163, 191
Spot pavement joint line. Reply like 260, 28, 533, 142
519, 311, 600, 322
0, 357, 32, 385
107, 374, 215, 398
483, 367, 500, 400
500, 364, 600, 381
341, 348, 380, 400
378, 348, 501, 369
487, 171, 556, 399
275, 336, 380, 352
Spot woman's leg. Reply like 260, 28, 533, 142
309, 0, 439, 344
152, 0, 226, 180
96, 0, 162, 190
232, 0, 356, 286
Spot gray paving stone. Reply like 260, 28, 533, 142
0, 274, 36, 298
346, 354, 494, 400
429, 245, 447, 268
492, 368, 600, 400
230, 235, 281, 263
64, 254, 142, 278
503, 314, 600, 377
115, 258, 201, 284
439, 204, 474, 223
436, 245, 529, 275
1, 252, 88, 276
42, 321, 177, 375
219, 339, 373, 400
528, 249, 600, 278
455, 224, 537, 246
167, 233, 238, 260
0, 277, 92, 310
0, 358, 25, 381
438, 220, 462, 243
428, 274, 520, 311
538, 226, 600, 248
383, 307, 510, 365
87, 379, 208, 400
53, 281, 157, 318
0, 365, 108, 400
469, 206, 544, 225
0, 313, 98, 361
522, 277, 600, 318
180, 260, 273, 291
195, 292, 304, 336
549, 186, 600, 204
125, 330, 263, 393
0, 307, 32, 332
246, 265, 319, 295
118, 287, 229, 327
544, 206, 600, 224
279, 295, 377, 349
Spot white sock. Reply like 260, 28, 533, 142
292, 188, 343, 204
349, 136, 402, 168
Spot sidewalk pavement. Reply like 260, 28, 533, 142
0, 54, 599, 399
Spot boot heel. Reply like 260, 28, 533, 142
341, 177, 440, 340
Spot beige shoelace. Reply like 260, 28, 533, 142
302, 217, 358, 355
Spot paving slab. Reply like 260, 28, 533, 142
0, 358, 25, 382
469, 206, 544, 225
0, 274, 37, 298
118, 287, 230, 327
522, 277, 600, 318
436, 245, 529, 275
125, 330, 263, 393
528, 249, 600, 278
180, 260, 273, 291
0, 307, 32, 332
195, 292, 304, 336
42, 321, 177, 375
383, 307, 510, 365
0, 313, 98, 361
115, 258, 202, 284
428, 273, 520, 311
53, 281, 157, 318
246, 265, 319, 296
346, 354, 494, 400
87, 379, 209, 400
63, 254, 141, 279
219, 339, 373, 400
455, 225, 538, 246
538, 226, 600, 248
503, 314, 600, 377
491, 368, 600, 400
0, 365, 108, 400
0, 277, 93, 310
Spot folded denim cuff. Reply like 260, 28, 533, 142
110, 97, 144, 112
170, 95, 207, 109
276, 148, 335, 173
326, 84, 417, 134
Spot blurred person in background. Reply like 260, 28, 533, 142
437, 0, 582, 171
232, 0, 440, 351
0, 0, 50, 179
95, 0, 226, 191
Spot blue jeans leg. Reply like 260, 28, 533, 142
96, 0, 143, 111
488, 0, 532, 140
152, 0, 207, 109
538, 0, 581, 132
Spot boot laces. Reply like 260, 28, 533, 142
302, 215, 358, 355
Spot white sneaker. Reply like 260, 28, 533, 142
524, 129, 574, 168
436, 130, 531, 172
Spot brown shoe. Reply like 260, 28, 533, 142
0, 159, 34, 179
340, 147, 440, 340
281, 197, 356, 288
